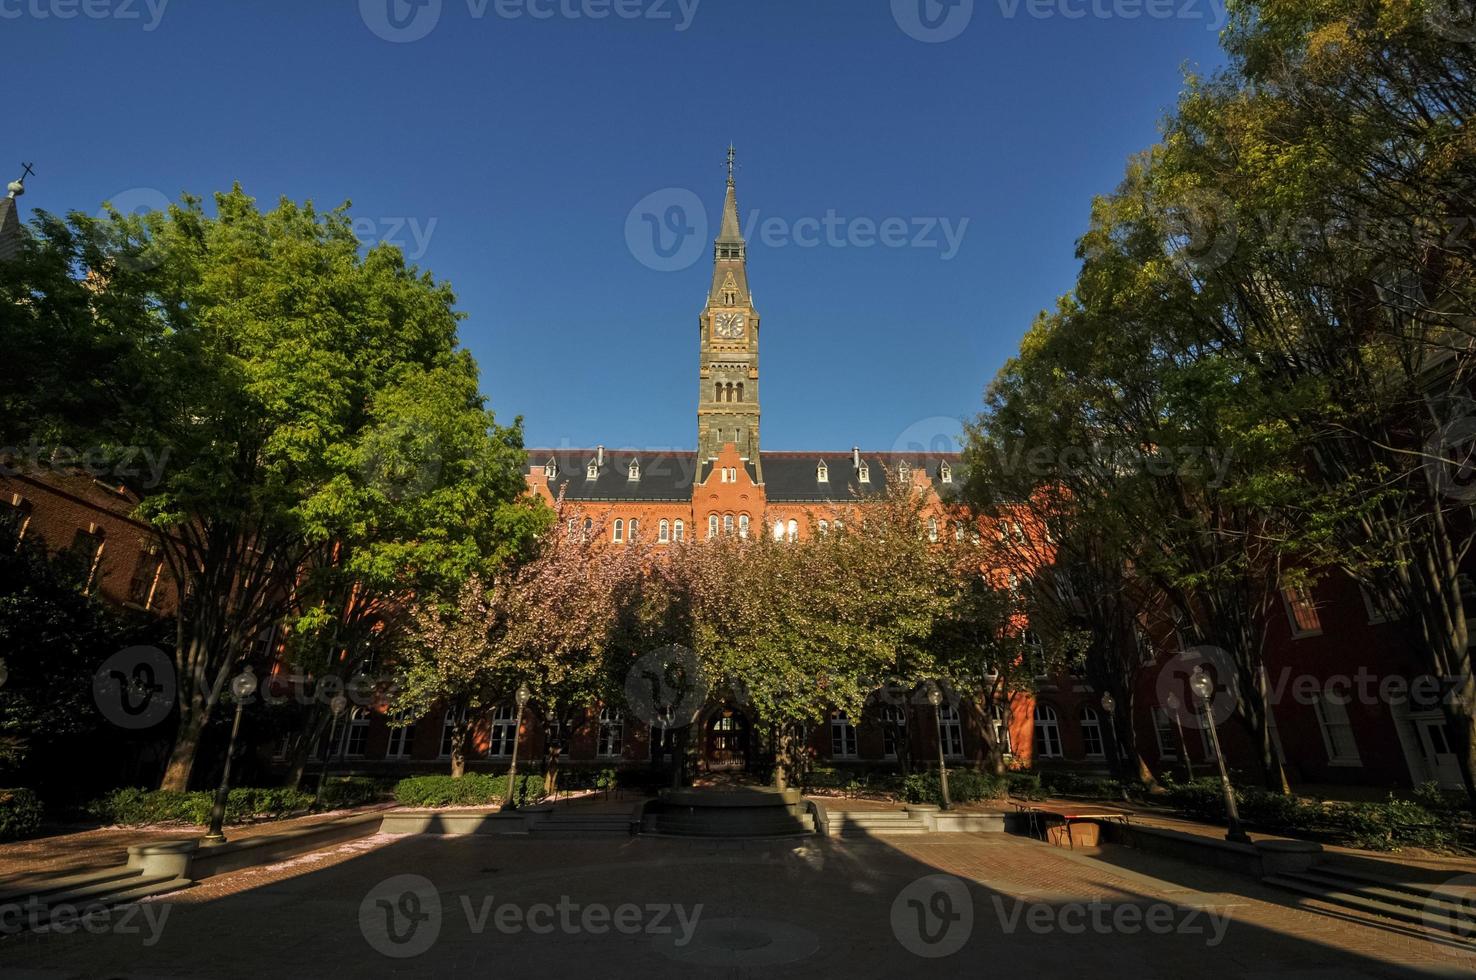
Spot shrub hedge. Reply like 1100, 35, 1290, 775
0, 787, 44, 841
318, 776, 388, 810
1162, 777, 1465, 852
86, 787, 315, 827
393, 773, 543, 808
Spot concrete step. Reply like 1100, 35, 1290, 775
1262, 873, 1476, 936
646, 814, 817, 838
0, 865, 141, 905
831, 825, 930, 836
1293, 868, 1472, 919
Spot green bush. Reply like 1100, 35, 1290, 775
87, 787, 314, 826
900, 770, 1007, 806
1162, 778, 1461, 852
1006, 772, 1044, 800
318, 776, 387, 810
393, 773, 542, 808
0, 788, 44, 841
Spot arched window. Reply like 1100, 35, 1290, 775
818, 520, 829, 535
612, 519, 624, 542
739, 514, 749, 538
830, 711, 858, 758
786, 519, 798, 543
583, 517, 593, 539
674, 520, 685, 542
990, 704, 1012, 755
659, 519, 671, 543
386, 711, 417, 759
708, 514, 719, 539
723, 514, 735, 535
714, 382, 723, 403
1079, 705, 1105, 759
1034, 705, 1062, 758
345, 707, 370, 757
737, 383, 744, 403
880, 704, 906, 759
773, 520, 784, 541
439, 706, 468, 759
567, 518, 578, 538
629, 519, 639, 540
928, 517, 939, 542
597, 708, 624, 757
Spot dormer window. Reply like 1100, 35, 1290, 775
817, 461, 828, 483
628, 460, 640, 481
546, 458, 558, 482
898, 461, 911, 482
940, 462, 952, 484
586, 461, 598, 480
858, 463, 870, 484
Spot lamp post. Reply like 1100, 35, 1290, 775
1190, 667, 1250, 844
501, 682, 531, 811
0, 658, 8, 688
203, 671, 258, 845
1100, 691, 1130, 802
315, 694, 350, 807
1165, 692, 1195, 782
927, 685, 952, 811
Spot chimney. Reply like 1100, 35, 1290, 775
852, 446, 860, 468
596, 445, 605, 467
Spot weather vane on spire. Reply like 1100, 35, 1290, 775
8, 162, 33, 199
726, 144, 736, 185
19, 163, 35, 181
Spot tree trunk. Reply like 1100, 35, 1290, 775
772, 726, 794, 790
449, 718, 469, 778
159, 705, 208, 791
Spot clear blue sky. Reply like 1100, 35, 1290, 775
8, 0, 1226, 453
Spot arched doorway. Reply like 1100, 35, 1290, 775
704, 705, 750, 771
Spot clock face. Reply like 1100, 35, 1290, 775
714, 312, 746, 340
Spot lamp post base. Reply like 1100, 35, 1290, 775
201, 831, 227, 846
1226, 829, 1253, 845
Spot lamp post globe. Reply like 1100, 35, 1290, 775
1100, 691, 1115, 713
927, 686, 942, 708
1190, 667, 1214, 702
330, 694, 349, 717
1165, 692, 1179, 712
231, 671, 258, 701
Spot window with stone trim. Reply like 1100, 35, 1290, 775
1033, 705, 1062, 758
597, 708, 624, 758
830, 711, 858, 758
659, 519, 671, 543
489, 704, 518, 758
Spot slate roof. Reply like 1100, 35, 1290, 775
0, 196, 22, 262
528, 449, 963, 503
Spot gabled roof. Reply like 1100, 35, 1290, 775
761, 451, 962, 503
535, 451, 699, 502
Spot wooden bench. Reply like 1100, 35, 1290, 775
1012, 803, 1132, 849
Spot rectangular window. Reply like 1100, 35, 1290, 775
387, 714, 418, 759
489, 705, 518, 757
1282, 586, 1323, 637
830, 713, 858, 758
1312, 693, 1361, 765
440, 707, 467, 759
939, 706, 964, 759
597, 710, 623, 758
1152, 707, 1178, 760
69, 525, 106, 592
881, 706, 905, 759
1358, 583, 1397, 624
128, 546, 164, 609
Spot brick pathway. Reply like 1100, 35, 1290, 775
4, 827, 1471, 977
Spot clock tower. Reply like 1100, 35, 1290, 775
697, 146, 762, 474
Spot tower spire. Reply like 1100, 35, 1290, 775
717, 145, 743, 244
